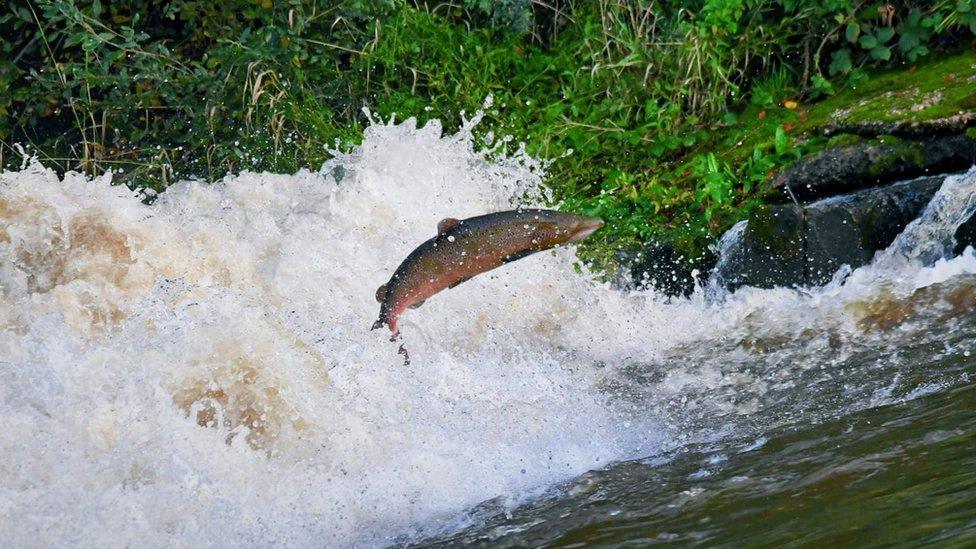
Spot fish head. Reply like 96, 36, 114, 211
565, 214, 605, 243
516, 209, 604, 246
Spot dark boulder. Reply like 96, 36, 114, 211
956, 214, 976, 256
803, 177, 945, 283
769, 135, 975, 202
712, 175, 951, 291
709, 207, 805, 291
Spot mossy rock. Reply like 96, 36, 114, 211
807, 53, 976, 128
710, 205, 805, 291
769, 134, 975, 202
803, 176, 945, 285
713, 174, 952, 291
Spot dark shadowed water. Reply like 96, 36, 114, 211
421, 322, 976, 546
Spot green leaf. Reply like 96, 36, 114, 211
876, 27, 894, 42
810, 75, 835, 98
845, 21, 860, 43
774, 126, 789, 155
870, 46, 891, 61
859, 34, 878, 49
898, 31, 920, 52
847, 68, 869, 88
828, 48, 852, 75
906, 44, 929, 62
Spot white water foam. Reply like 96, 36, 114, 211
0, 118, 691, 547
2, 114, 975, 546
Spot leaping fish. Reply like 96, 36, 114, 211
372, 209, 604, 346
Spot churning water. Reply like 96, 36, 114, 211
2, 116, 975, 546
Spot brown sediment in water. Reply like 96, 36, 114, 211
3, 178, 331, 454
169, 337, 321, 453
164, 314, 330, 454
850, 289, 918, 332
850, 276, 976, 332
1, 195, 141, 337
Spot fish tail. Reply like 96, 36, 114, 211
371, 314, 399, 339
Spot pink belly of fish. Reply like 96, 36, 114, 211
390, 262, 492, 331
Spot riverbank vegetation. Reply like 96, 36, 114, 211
2, 1, 974, 268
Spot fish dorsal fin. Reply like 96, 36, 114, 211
437, 217, 461, 235
375, 284, 387, 302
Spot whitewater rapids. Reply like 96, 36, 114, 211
2, 116, 975, 546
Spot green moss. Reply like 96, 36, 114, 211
825, 134, 864, 148
719, 51, 976, 166
865, 141, 925, 176
959, 91, 976, 110
805, 52, 976, 127
747, 205, 804, 257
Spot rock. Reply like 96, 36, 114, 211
769, 134, 975, 202
709, 207, 804, 291
712, 175, 950, 291
823, 112, 976, 139
803, 177, 944, 283
621, 242, 715, 297
954, 211, 976, 256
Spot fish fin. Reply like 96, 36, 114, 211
437, 217, 461, 235
408, 299, 426, 309
448, 276, 473, 289
502, 248, 538, 263
371, 319, 384, 331
375, 284, 387, 302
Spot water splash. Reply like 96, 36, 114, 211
878, 168, 976, 265
2, 115, 976, 546
0, 118, 681, 546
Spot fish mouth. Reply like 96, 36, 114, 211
569, 217, 605, 242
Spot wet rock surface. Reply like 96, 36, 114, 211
769, 135, 975, 202
955, 213, 976, 256
712, 175, 971, 291
710, 207, 805, 291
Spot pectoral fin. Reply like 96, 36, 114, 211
502, 248, 538, 263
409, 299, 426, 309
375, 284, 387, 302
448, 276, 472, 289
438, 217, 461, 235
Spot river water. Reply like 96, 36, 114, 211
1, 117, 974, 546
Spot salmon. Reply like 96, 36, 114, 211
372, 208, 604, 338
